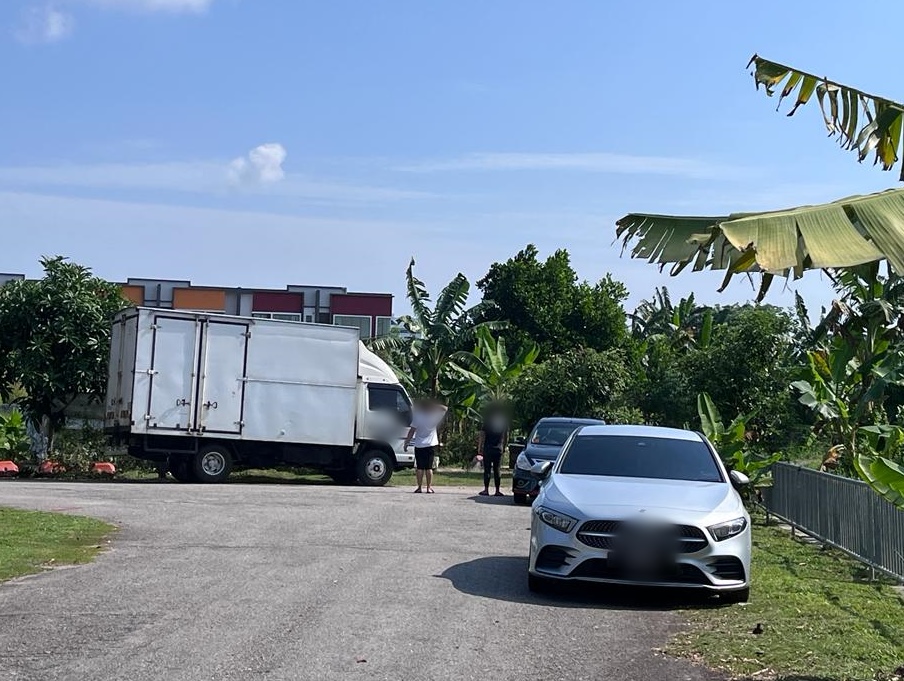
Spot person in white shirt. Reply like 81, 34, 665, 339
404, 398, 448, 494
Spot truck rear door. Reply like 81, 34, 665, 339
147, 316, 200, 431
197, 319, 248, 434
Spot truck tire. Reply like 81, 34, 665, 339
191, 445, 233, 484
169, 457, 195, 483
356, 449, 393, 487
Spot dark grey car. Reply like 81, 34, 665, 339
511, 417, 606, 505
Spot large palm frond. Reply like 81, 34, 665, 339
749, 55, 904, 178
405, 258, 432, 328
433, 273, 471, 328
616, 188, 904, 300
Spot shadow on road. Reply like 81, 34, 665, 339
438, 555, 723, 611
466, 494, 514, 505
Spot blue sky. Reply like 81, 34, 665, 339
2, 0, 902, 316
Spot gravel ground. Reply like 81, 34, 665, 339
0, 481, 722, 681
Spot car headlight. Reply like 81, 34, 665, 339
536, 506, 577, 533
515, 453, 533, 471
707, 517, 748, 542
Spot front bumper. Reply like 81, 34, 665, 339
528, 513, 751, 592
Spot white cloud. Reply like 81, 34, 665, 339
395, 152, 748, 180
228, 143, 288, 187
16, 5, 75, 44
0, 158, 437, 203
80, 0, 216, 12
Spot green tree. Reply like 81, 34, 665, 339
369, 258, 501, 399
476, 244, 629, 356
0, 257, 127, 451
510, 348, 636, 431
631, 303, 804, 447
686, 305, 804, 449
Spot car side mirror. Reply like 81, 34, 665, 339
729, 470, 750, 488
530, 461, 553, 480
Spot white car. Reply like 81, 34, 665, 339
527, 424, 751, 603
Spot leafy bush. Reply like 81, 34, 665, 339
511, 348, 632, 431
439, 421, 480, 468
52, 423, 109, 474
697, 392, 780, 500
0, 408, 31, 464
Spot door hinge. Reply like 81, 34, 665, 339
139, 369, 158, 375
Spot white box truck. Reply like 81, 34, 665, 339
104, 307, 414, 485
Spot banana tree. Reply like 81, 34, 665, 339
631, 287, 713, 351
856, 425, 904, 508
368, 258, 504, 400
449, 326, 539, 409
616, 55, 904, 504
697, 392, 778, 500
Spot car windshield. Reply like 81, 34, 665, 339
558, 435, 723, 483
530, 423, 581, 447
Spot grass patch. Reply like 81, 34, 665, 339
669, 516, 904, 681
0, 507, 115, 582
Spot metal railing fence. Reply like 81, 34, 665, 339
762, 462, 904, 582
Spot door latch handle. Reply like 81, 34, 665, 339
175, 398, 189, 407
203, 401, 218, 409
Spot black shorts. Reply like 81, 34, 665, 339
483, 449, 502, 466
414, 446, 436, 470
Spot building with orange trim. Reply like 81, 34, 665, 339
1, 273, 393, 340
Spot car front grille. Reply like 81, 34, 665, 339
568, 558, 710, 585
576, 520, 709, 553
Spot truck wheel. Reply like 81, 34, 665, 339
191, 445, 233, 483
356, 450, 393, 487
169, 457, 195, 483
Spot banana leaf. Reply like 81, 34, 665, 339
748, 55, 904, 179
853, 451, 904, 509
615, 189, 904, 300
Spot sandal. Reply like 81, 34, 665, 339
478, 490, 489, 496
426, 489, 435, 494
413, 488, 422, 493
494, 491, 505, 497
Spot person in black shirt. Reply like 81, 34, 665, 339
478, 404, 509, 497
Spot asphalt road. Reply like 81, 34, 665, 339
0, 481, 722, 681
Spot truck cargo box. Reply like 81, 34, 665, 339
106, 308, 361, 445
